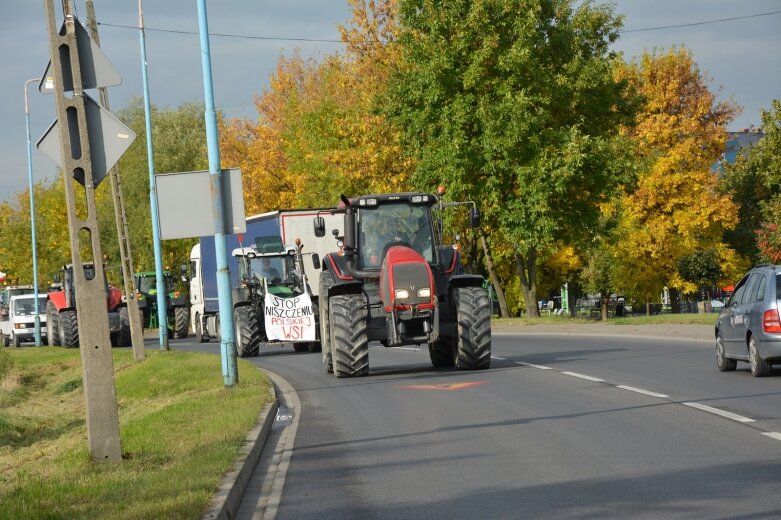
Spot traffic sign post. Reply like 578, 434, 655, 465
40, 0, 134, 462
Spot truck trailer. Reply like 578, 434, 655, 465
188, 209, 343, 346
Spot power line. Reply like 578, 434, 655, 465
99, 8, 781, 41
620, 9, 781, 33
98, 22, 347, 43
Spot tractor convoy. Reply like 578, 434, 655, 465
315, 191, 492, 377
7, 191, 492, 379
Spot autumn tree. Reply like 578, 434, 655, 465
220, 0, 411, 215
384, 0, 637, 316
611, 48, 743, 308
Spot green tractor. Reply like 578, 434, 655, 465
134, 271, 190, 338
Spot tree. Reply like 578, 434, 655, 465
722, 100, 781, 263
677, 249, 721, 308
219, 0, 411, 215
383, 0, 637, 316
610, 47, 742, 308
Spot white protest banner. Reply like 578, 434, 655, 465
264, 292, 316, 341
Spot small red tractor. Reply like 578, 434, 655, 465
46, 263, 129, 347
315, 190, 491, 377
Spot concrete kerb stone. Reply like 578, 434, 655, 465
202, 380, 279, 520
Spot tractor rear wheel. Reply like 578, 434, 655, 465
453, 286, 491, 370
46, 302, 61, 347
319, 275, 334, 373
234, 306, 260, 357
173, 306, 189, 339
59, 310, 79, 348
329, 293, 369, 378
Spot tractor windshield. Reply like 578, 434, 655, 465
247, 255, 291, 283
138, 276, 156, 294
358, 203, 435, 268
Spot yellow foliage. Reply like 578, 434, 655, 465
613, 47, 741, 299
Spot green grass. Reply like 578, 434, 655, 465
0, 347, 270, 520
493, 312, 717, 326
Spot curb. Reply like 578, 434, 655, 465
202, 381, 279, 520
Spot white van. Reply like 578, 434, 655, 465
0, 294, 47, 347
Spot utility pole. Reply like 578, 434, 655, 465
40, 0, 135, 461
85, 0, 145, 361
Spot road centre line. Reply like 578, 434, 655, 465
491, 356, 506, 360
683, 402, 755, 423
616, 385, 669, 398
561, 371, 604, 382
762, 432, 781, 442
514, 361, 553, 370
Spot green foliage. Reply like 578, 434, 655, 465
677, 249, 722, 295
384, 0, 637, 312
722, 100, 781, 263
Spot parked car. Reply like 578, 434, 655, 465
715, 264, 781, 376
0, 294, 47, 347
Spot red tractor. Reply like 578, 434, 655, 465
315, 191, 491, 378
46, 263, 130, 347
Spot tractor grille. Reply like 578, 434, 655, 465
392, 263, 431, 306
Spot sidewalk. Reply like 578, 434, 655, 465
491, 321, 715, 342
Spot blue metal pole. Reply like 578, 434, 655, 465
24, 78, 41, 347
196, 0, 237, 386
138, 0, 168, 350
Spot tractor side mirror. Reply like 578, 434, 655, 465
312, 254, 321, 270
314, 216, 326, 237
53, 274, 61, 284
470, 207, 481, 228
180, 264, 189, 282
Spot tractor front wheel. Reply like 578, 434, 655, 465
46, 302, 61, 346
429, 339, 455, 368
319, 275, 334, 373
234, 306, 260, 357
329, 293, 369, 378
173, 306, 189, 339
117, 307, 131, 346
453, 286, 491, 370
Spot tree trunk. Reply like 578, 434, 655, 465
514, 248, 539, 318
601, 293, 610, 320
480, 234, 510, 318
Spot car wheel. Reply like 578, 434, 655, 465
749, 335, 772, 377
716, 334, 736, 372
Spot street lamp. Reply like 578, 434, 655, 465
24, 78, 42, 346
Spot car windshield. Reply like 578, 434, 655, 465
13, 296, 47, 316
358, 203, 435, 268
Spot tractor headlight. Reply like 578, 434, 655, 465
417, 287, 431, 298
395, 289, 410, 300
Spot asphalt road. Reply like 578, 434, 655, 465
176, 329, 781, 519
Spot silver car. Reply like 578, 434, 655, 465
715, 264, 781, 376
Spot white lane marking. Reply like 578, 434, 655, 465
762, 432, 781, 441
514, 361, 553, 370
562, 371, 604, 382
389, 346, 420, 351
491, 356, 506, 360
616, 385, 669, 398
683, 402, 755, 423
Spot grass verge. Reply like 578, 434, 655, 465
0, 347, 270, 520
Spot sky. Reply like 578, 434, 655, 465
1, 0, 779, 203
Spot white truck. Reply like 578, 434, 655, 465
0, 293, 48, 347
188, 209, 343, 344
